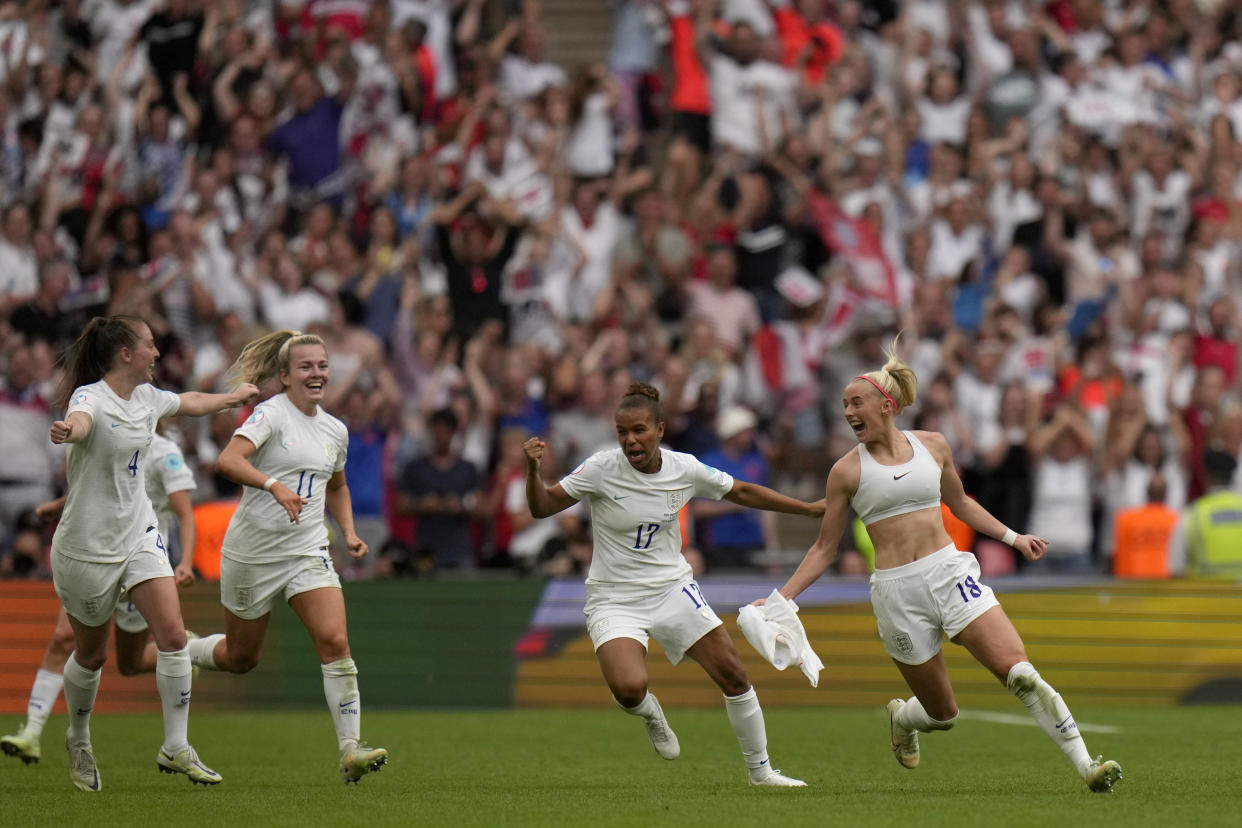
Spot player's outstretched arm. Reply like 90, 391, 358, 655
176, 383, 260, 417
932, 430, 1048, 560
776, 458, 854, 601
723, 479, 825, 517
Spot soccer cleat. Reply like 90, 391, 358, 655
748, 765, 807, 787
1085, 756, 1123, 793
67, 741, 100, 792
887, 699, 919, 769
643, 697, 680, 760
1, 729, 41, 765
157, 745, 222, 785
340, 743, 388, 784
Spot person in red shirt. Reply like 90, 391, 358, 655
771, 0, 844, 86
1193, 296, 1238, 385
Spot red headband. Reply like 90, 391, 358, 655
854, 375, 897, 409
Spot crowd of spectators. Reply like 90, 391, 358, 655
3, 0, 1242, 581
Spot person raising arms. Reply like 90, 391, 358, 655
525, 382, 822, 787
186, 330, 387, 785
770, 336, 1123, 793
47, 315, 258, 791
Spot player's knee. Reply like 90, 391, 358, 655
929, 702, 959, 726
116, 658, 143, 677
718, 670, 750, 698
74, 652, 107, 672
314, 633, 350, 663
610, 679, 648, 709
157, 628, 188, 651
49, 636, 76, 661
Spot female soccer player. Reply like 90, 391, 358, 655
186, 330, 388, 785
770, 338, 1123, 793
2, 429, 198, 766
48, 315, 257, 791
524, 383, 821, 787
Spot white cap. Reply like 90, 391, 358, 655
855, 137, 883, 157
717, 405, 758, 441
775, 266, 824, 308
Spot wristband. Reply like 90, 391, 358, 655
263, 477, 278, 492
1001, 528, 1018, 547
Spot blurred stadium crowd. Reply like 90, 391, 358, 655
3, 0, 1242, 581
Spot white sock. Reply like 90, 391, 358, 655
187, 634, 225, 670
617, 692, 661, 720
895, 696, 957, 732
23, 668, 64, 738
156, 648, 192, 755
62, 654, 100, 748
724, 687, 770, 771
322, 658, 361, 753
1007, 661, 1093, 777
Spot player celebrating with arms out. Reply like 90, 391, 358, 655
47, 315, 258, 791
2, 425, 198, 767
525, 382, 822, 787
769, 336, 1122, 793
186, 330, 387, 784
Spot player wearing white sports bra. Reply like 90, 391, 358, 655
770, 337, 1123, 794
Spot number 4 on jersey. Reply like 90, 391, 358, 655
127, 450, 139, 477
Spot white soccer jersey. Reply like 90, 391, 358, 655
221, 393, 348, 563
559, 448, 734, 596
145, 432, 196, 538
52, 381, 181, 563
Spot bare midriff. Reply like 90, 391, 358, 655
866, 505, 954, 570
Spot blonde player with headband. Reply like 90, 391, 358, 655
769, 336, 1123, 793
525, 382, 822, 787
186, 330, 387, 784
46, 315, 258, 791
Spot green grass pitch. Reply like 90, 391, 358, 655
0, 705, 1233, 827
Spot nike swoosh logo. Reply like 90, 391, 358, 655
181, 691, 191, 697
76, 708, 91, 715
1055, 715, 1073, 729
613, 494, 629, 500
110, 422, 120, 428
339, 701, 356, 708
893, 471, 911, 480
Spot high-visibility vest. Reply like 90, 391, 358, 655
1112, 504, 1179, 579
1187, 490, 1242, 579
190, 500, 239, 581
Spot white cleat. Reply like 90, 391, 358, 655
643, 697, 680, 760
157, 745, 223, 785
887, 699, 919, 769
340, 743, 388, 784
67, 740, 101, 792
748, 764, 807, 787
1, 728, 41, 765
1085, 756, 1123, 793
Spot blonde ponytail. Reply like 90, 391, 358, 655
857, 332, 918, 411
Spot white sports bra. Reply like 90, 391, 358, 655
851, 431, 942, 526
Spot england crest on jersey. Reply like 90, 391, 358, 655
667, 489, 685, 511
